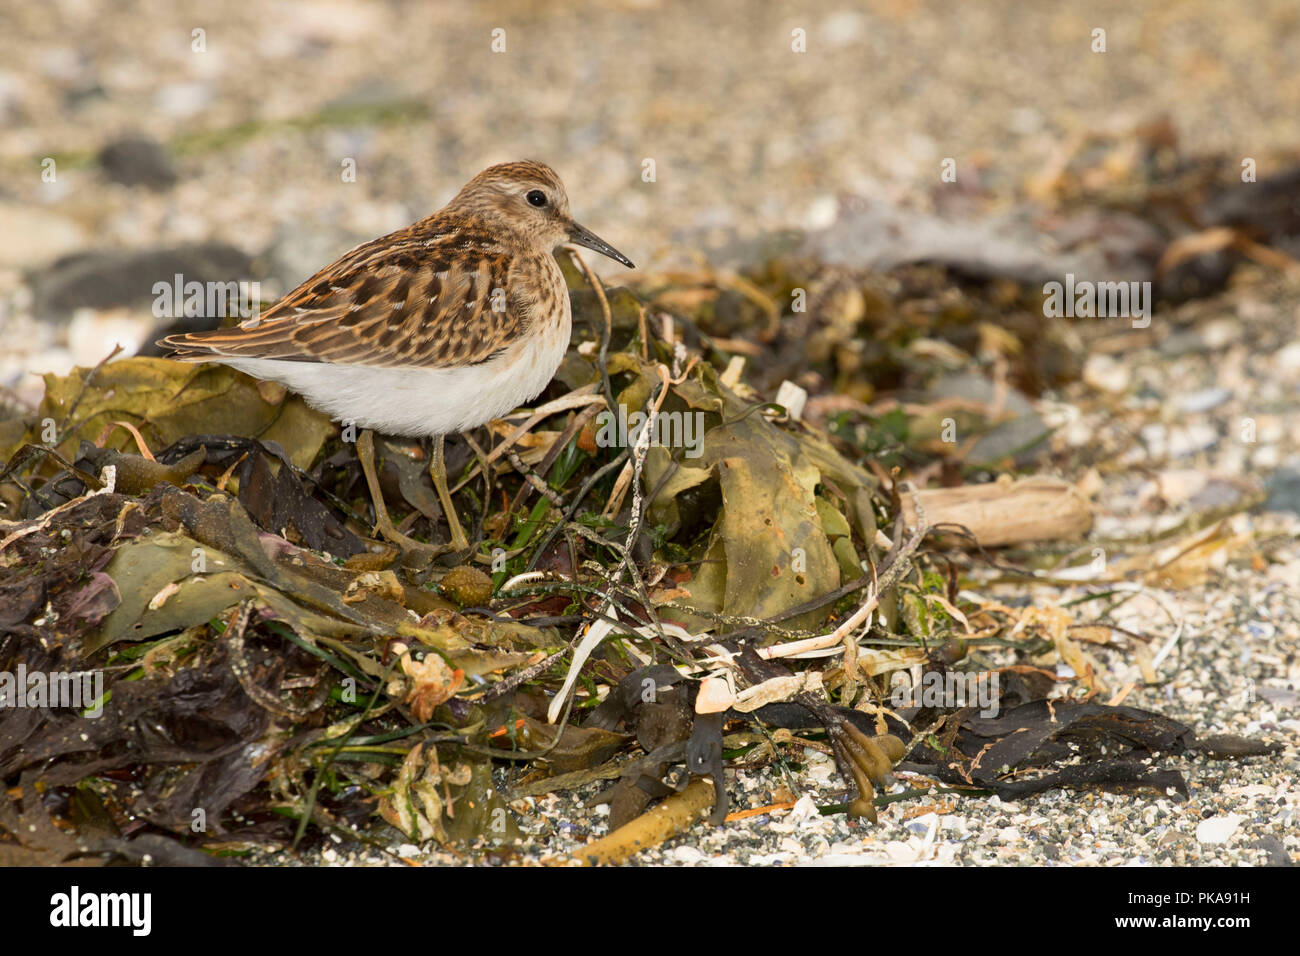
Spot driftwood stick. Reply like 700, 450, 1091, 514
900, 476, 1092, 548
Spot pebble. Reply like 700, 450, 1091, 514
0, 205, 88, 268
98, 134, 178, 190
1083, 354, 1130, 394
1196, 815, 1244, 845
1176, 387, 1233, 414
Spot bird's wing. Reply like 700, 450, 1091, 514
159, 223, 529, 369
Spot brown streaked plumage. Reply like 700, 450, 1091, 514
159, 160, 633, 554
162, 161, 631, 376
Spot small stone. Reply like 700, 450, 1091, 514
98, 134, 178, 190
30, 242, 253, 320
1195, 814, 1243, 845
1176, 387, 1232, 414
1083, 354, 1130, 393
154, 81, 212, 118
1274, 341, 1300, 374
0, 205, 87, 269
671, 845, 705, 864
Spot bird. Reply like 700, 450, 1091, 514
159, 160, 634, 555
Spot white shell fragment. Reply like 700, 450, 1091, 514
774, 380, 808, 421
695, 676, 735, 714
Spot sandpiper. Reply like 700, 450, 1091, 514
160, 160, 634, 554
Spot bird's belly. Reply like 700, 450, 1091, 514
222, 321, 570, 439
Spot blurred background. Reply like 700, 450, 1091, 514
2, 0, 1299, 403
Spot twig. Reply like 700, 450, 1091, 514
568, 249, 618, 417
506, 448, 565, 507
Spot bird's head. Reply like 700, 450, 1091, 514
446, 160, 634, 268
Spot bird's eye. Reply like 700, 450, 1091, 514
526, 190, 548, 208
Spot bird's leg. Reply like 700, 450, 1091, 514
429, 433, 469, 553
356, 429, 445, 555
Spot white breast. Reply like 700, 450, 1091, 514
220, 299, 572, 439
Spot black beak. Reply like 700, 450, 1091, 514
567, 220, 635, 268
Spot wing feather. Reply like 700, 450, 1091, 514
160, 219, 529, 369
